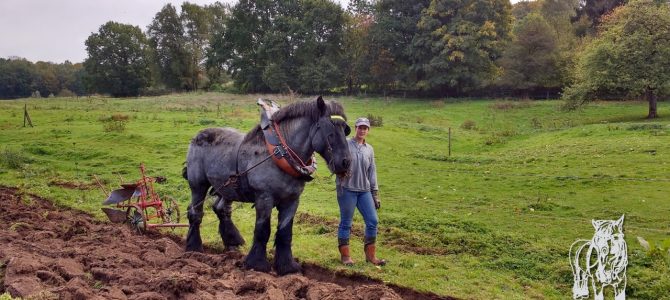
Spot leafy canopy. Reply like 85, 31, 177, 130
84, 21, 151, 97
563, 0, 670, 106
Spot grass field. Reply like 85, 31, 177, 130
1, 93, 669, 299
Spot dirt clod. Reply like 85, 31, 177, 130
0, 187, 447, 299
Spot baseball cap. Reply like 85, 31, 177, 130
355, 117, 370, 128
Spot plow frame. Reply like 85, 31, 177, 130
98, 163, 189, 233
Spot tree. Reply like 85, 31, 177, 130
498, 13, 561, 93
410, 0, 513, 95
204, 2, 230, 87
181, 2, 214, 90
341, 11, 373, 94
84, 21, 151, 97
33, 61, 59, 97
563, 0, 670, 118
0, 58, 37, 99
370, 0, 431, 91
573, 0, 627, 35
208, 0, 345, 93
148, 4, 190, 90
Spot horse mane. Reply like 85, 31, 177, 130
243, 99, 347, 143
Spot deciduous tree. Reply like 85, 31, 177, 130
84, 21, 151, 97
563, 0, 670, 118
411, 0, 513, 95
148, 4, 190, 90
498, 13, 561, 93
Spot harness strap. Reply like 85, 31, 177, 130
262, 122, 315, 180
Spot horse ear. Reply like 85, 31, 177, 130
317, 96, 326, 116
592, 219, 598, 230
616, 215, 625, 230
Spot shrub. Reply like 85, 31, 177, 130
490, 100, 533, 110
0, 148, 31, 169
367, 113, 383, 127
99, 114, 130, 132
139, 87, 172, 97
57, 89, 76, 97
461, 119, 477, 130
430, 100, 445, 108
199, 119, 216, 126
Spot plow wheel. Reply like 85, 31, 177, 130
162, 196, 181, 224
126, 205, 147, 234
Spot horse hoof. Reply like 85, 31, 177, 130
224, 246, 240, 252
244, 258, 271, 273
185, 245, 204, 253
276, 260, 302, 276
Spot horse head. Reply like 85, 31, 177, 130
591, 215, 627, 284
310, 96, 351, 176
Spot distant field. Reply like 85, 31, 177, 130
1, 93, 668, 299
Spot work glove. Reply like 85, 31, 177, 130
372, 190, 380, 210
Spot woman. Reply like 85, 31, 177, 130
336, 117, 386, 266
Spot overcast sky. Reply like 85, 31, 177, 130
0, 0, 517, 64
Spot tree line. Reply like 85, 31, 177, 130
1, 0, 667, 117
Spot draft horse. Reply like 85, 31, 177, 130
183, 96, 351, 275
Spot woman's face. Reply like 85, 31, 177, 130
355, 125, 369, 140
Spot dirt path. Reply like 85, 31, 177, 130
0, 187, 451, 300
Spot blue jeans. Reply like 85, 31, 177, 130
337, 188, 378, 240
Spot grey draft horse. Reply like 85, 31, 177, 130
183, 96, 351, 275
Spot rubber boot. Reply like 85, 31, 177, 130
338, 238, 354, 266
364, 237, 386, 266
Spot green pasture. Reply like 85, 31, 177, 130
0, 94, 668, 299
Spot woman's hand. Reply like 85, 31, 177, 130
372, 190, 380, 210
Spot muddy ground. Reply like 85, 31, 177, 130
0, 187, 451, 300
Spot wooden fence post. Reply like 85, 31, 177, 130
448, 127, 451, 157
24, 104, 33, 127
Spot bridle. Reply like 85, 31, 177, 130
263, 114, 348, 179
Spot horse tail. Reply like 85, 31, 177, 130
570, 239, 591, 299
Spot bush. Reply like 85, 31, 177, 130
139, 87, 172, 97
461, 120, 477, 130
57, 89, 76, 97
99, 114, 130, 132
0, 148, 31, 169
367, 113, 383, 127
199, 119, 216, 126
490, 100, 533, 110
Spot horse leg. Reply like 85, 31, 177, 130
614, 277, 626, 300
243, 195, 272, 272
185, 187, 207, 252
212, 196, 245, 251
274, 199, 301, 275
594, 285, 604, 300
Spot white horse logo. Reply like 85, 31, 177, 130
570, 215, 627, 300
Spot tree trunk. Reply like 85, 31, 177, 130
646, 88, 658, 119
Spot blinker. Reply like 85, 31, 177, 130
330, 115, 351, 136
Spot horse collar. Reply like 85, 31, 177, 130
262, 121, 315, 180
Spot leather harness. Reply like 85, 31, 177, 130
257, 98, 346, 180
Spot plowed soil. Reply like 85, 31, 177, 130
0, 187, 451, 300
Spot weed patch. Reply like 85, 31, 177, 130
0, 148, 31, 169
367, 113, 383, 127
460, 119, 476, 130
198, 119, 216, 126
627, 123, 663, 131
99, 114, 130, 132
490, 100, 533, 111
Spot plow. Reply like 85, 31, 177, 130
97, 163, 189, 233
